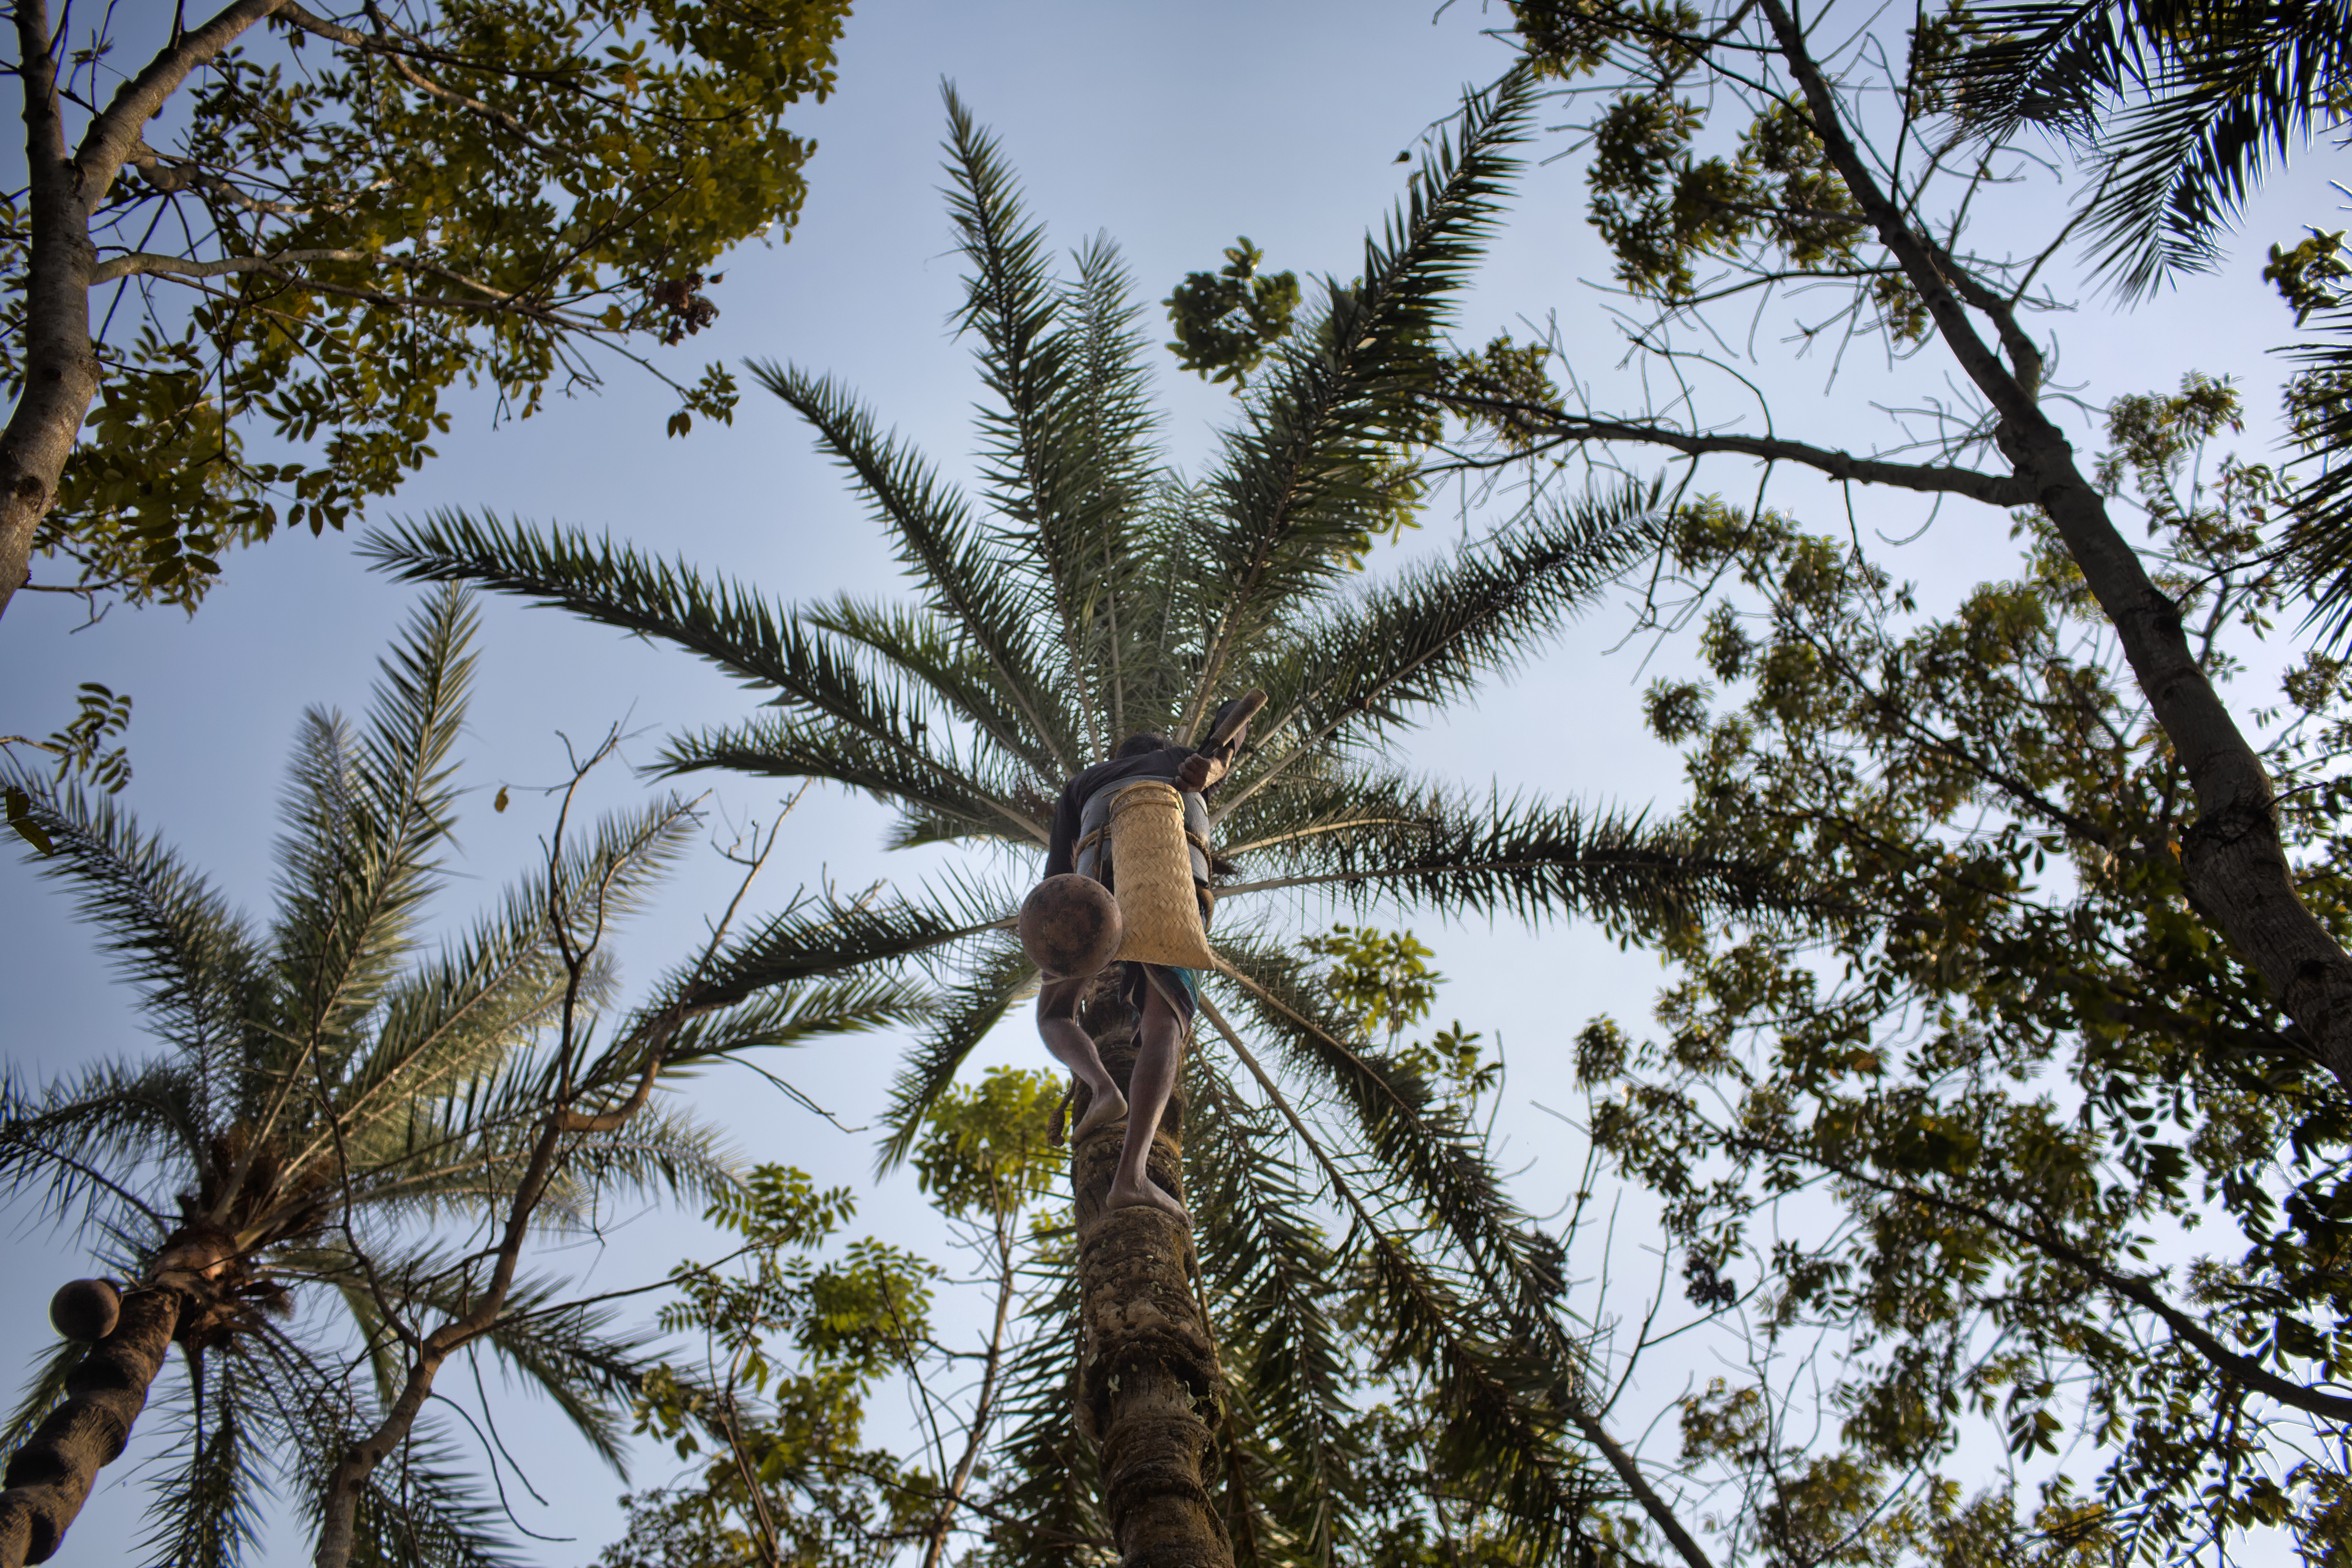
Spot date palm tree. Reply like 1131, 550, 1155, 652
0, 586, 927, 1568
368, 78, 1782, 1567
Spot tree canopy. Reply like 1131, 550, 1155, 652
0, 586, 927, 1567
0, 0, 847, 623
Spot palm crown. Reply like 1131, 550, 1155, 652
369, 76, 1786, 1559
0, 587, 926, 1567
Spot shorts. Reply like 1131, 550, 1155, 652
1121, 962, 1198, 1027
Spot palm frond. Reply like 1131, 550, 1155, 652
1202, 950, 1601, 1550
1187, 68, 1538, 727
1945, 0, 2352, 294
363, 512, 1005, 801
804, 593, 1070, 790
749, 360, 1080, 779
139, 1350, 269, 1568
876, 931, 1034, 1170
1050, 235, 1167, 757
1187, 1055, 1359, 1565
2, 773, 261, 1081
0, 1333, 86, 1463
939, 92, 1165, 760
1219, 775, 1790, 940
2283, 327, 2352, 648
1225, 477, 1667, 804
0, 1058, 198, 1242
1212, 940, 1564, 1325
270, 587, 477, 1093
662, 878, 1009, 1015
314, 798, 698, 1182
656, 710, 1044, 846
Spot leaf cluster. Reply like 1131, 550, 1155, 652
15, 0, 847, 610
1577, 387, 2352, 1563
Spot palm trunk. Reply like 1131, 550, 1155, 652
0, 1288, 180, 1567
1068, 979, 1233, 1568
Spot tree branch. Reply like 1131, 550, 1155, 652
1755, 0, 2352, 1097
89, 247, 372, 284
74, 0, 288, 209
1447, 394, 2032, 506
1788, 1144, 2352, 1423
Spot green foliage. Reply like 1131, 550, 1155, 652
1304, 924, 1441, 1043
0, 587, 926, 1565
2, 681, 132, 854
1164, 237, 1302, 387
1939, 0, 2352, 294
913, 1065, 1064, 1221
2268, 229, 2352, 325
1578, 386, 2352, 1562
15, 0, 848, 610
1437, 334, 1562, 454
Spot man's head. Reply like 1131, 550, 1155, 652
1115, 731, 1175, 759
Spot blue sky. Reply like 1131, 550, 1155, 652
1, 0, 2343, 1560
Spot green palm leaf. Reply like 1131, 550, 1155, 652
1945, 0, 2352, 294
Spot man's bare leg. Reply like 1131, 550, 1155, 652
1038, 975, 1127, 1141
1107, 977, 1188, 1221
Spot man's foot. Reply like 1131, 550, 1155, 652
1073, 1088, 1128, 1143
1107, 1174, 1190, 1223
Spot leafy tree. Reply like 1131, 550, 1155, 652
0, 586, 925, 1568
368, 76, 1786, 1567
1438, 0, 2352, 1101
0, 0, 847, 623
1561, 383, 2352, 1564
1929, 0, 2352, 650
606, 1068, 1068, 1568
1163, 238, 1301, 389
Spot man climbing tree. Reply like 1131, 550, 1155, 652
1029, 695, 1259, 1219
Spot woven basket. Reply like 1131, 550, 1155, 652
1103, 780, 1217, 969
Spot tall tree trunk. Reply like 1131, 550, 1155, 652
1068, 979, 1233, 1568
0, 1288, 181, 1567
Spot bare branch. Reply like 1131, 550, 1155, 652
1447, 394, 2033, 506
89, 248, 373, 284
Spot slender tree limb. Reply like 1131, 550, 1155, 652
74, 0, 288, 210
88, 248, 375, 284
1446, 394, 2033, 507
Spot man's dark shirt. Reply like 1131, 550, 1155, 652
1044, 747, 1191, 879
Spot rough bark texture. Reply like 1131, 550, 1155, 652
1068, 980, 1233, 1568
1756, 0, 2352, 1095
0, 0, 286, 617
0, 1288, 181, 1567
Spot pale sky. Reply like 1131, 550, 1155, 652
0, 1, 2341, 1561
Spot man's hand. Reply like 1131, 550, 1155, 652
1178, 751, 1218, 791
